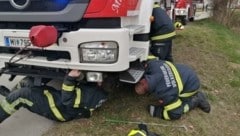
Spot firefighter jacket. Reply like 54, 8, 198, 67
59, 75, 108, 121
144, 60, 200, 107
0, 75, 108, 122
150, 4, 176, 42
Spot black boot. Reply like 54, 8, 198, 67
191, 92, 211, 113
0, 86, 10, 97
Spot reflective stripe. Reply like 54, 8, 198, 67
154, 4, 160, 8
183, 104, 190, 113
164, 99, 182, 111
147, 55, 157, 60
165, 61, 183, 93
44, 90, 65, 121
180, 91, 198, 98
0, 99, 16, 115
11, 98, 33, 108
128, 129, 147, 136
165, 61, 197, 98
73, 88, 81, 108
62, 84, 75, 92
163, 99, 182, 120
151, 31, 176, 41
0, 98, 33, 115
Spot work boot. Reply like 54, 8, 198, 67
192, 91, 211, 113
0, 86, 10, 97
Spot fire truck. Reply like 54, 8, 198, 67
0, 0, 159, 89
162, 0, 196, 25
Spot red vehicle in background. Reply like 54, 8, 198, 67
174, 0, 196, 25
161, 0, 196, 25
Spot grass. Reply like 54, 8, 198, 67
43, 19, 240, 136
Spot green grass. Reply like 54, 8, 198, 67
43, 20, 240, 136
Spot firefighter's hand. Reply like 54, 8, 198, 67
68, 69, 81, 78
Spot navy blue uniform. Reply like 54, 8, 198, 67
150, 4, 176, 62
145, 60, 200, 120
0, 75, 108, 122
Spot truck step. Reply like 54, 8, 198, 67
119, 68, 144, 84
129, 47, 145, 61
124, 25, 145, 34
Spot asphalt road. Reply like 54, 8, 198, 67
195, 10, 212, 20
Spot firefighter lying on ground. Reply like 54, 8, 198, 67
135, 60, 211, 120
150, 3, 176, 62
0, 70, 108, 123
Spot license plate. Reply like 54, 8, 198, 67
4, 36, 30, 47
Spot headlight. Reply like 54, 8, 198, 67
86, 72, 103, 82
79, 41, 118, 63
176, 9, 186, 15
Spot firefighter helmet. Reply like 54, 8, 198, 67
174, 21, 184, 30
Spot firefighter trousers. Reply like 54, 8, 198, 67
161, 93, 199, 120
150, 40, 173, 62
0, 86, 66, 123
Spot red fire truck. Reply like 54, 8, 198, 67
162, 0, 196, 25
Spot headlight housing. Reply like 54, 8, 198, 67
79, 41, 118, 63
175, 9, 186, 15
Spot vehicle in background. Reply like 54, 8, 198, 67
161, 0, 198, 25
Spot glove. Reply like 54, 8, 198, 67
147, 105, 163, 118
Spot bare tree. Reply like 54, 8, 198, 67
212, 0, 238, 27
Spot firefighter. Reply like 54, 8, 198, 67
0, 70, 108, 123
150, 3, 176, 62
135, 60, 211, 120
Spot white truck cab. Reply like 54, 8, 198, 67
0, 0, 158, 87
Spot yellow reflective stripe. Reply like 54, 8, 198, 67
165, 61, 183, 93
128, 130, 147, 136
73, 88, 81, 108
11, 98, 33, 108
147, 55, 157, 60
0, 97, 33, 115
62, 84, 75, 92
163, 110, 170, 120
151, 31, 176, 41
183, 104, 190, 113
164, 99, 182, 111
44, 90, 65, 121
180, 91, 198, 98
154, 4, 160, 8
0, 99, 16, 115
163, 99, 182, 120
